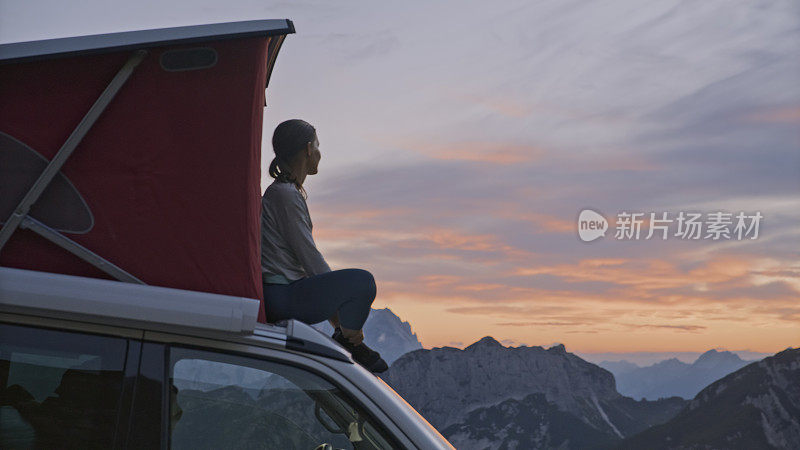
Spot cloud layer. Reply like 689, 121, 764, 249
263, 0, 800, 352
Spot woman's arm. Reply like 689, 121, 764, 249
275, 188, 332, 277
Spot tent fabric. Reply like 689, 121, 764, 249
0, 36, 276, 321
0, 132, 95, 234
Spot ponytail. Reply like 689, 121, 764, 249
268, 157, 280, 180
269, 156, 308, 199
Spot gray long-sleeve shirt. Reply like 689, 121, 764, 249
260, 180, 331, 284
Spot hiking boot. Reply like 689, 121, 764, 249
332, 328, 389, 373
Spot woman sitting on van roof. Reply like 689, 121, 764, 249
260, 119, 388, 374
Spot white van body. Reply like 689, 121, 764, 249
0, 266, 454, 449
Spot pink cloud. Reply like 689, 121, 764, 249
744, 106, 800, 124
374, 135, 549, 165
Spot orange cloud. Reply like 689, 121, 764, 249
372, 250, 798, 351
420, 141, 547, 164
687, 258, 751, 283
304, 195, 797, 353
420, 227, 507, 252
512, 254, 759, 293
496, 321, 587, 327
744, 106, 800, 124
622, 324, 707, 333
370, 134, 549, 165
509, 212, 576, 233
457, 93, 533, 118
418, 274, 462, 287
456, 283, 508, 292
317, 215, 534, 264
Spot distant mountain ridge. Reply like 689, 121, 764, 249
380, 337, 686, 449
601, 349, 752, 400
620, 347, 800, 449
583, 350, 771, 367
599, 360, 639, 375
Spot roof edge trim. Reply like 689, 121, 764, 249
0, 266, 261, 334
0, 19, 295, 64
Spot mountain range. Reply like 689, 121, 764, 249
600, 349, 752, 400
619, 348, 800, 449
310, 307, 796, 449
379, 337, 686, 449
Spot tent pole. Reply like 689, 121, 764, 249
0, 49, 148, 253
21, 216, 144, 284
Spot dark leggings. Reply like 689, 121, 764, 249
262, 268, 377, 330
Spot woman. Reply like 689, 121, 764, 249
261, 119, 388, 373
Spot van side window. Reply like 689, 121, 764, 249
0, 323, 128, 449
169, 347, 396, 450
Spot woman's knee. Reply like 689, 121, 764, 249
341, 268, 376, 303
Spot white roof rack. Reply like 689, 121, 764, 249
0, 266, 260, 334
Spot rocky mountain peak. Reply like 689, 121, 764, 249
694, 349, 743, 367
654, 357, 687, 369
381, 338, 620, 433
547, 343, 567, 354
465, 336, 503, 350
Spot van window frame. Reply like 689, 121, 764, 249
0, 320, 137, 449
131, 337, 412, 449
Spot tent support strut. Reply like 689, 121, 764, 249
0, 50, 148, 283
21, 216, 144, 284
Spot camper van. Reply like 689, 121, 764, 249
0, 20, 453, 449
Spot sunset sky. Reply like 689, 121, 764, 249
2, 0, 798, 359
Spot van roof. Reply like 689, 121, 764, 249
0, 19, 295, 64
0, 266, 351, 363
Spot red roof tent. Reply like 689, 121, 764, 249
0, 20, 294, 322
